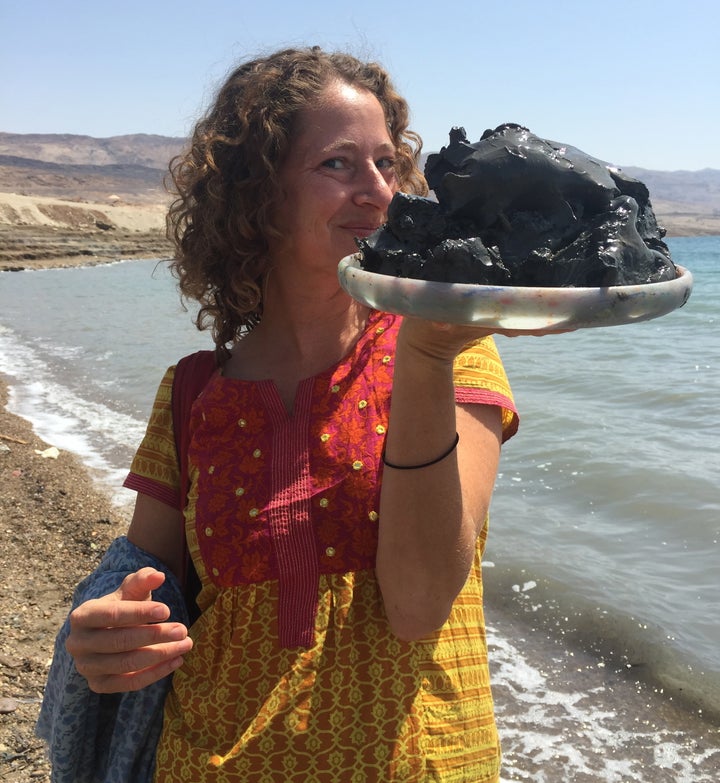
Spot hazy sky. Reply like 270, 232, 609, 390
2, 0, 718, 170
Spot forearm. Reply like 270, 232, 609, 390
376, 324, 501, 640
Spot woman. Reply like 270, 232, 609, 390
46, 47, 518, 782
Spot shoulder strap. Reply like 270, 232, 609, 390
171, 350, 217, 508
170, 349, 216, 617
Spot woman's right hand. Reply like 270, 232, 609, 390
65, 567, 193, 694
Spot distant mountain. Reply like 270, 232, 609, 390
623, 167, 720, 212
0, 132, 185, 169
0, 154, 167, 204
0, 133, 718, 234
0, 133, 186, 203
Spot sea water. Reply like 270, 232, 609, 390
1, 237, 718, 780
487, 237, 719, 698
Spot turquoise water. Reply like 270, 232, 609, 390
1, 238, 718, 779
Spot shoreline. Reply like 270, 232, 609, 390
0, 376, 130, 782
0, 191, 172, 272
0, 224, 172, 272
1, 372, 719, 780
2, 230, 719, 274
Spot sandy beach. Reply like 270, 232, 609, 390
0, 377, 129, 782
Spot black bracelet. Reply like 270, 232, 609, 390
381, 432, 460, 470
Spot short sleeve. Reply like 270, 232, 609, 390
123, 366, 181, 508
453, 336, 519, 443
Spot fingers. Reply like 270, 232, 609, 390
89, 654, 189, 693
115, 566, 167, 602
65, 566, 194, 693
399, 317, 493, 361
67, 618, 190, 656
69, 568, 170, 631
70, 593, 171, 630
494, 326, 578, 337
72, 628, 194, 693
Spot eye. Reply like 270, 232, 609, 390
322, 158, 347, 170
376, 157, 396, 170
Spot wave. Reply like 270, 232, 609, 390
0, 325, 143, 505
483, 559, 720, 723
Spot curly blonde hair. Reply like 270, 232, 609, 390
167, 46, 427, 356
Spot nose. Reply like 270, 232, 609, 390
352, 162, 395, 211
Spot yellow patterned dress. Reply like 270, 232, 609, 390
124, 311, 518, 782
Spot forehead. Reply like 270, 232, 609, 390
292, 82, 392, 150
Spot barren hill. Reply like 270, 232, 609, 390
0, 132, 183, 204
623, 166, 720, 210
622, 166, 720, 235
0, 154, 167, 204
0, 131, 184, 169
0, 134, 185, 269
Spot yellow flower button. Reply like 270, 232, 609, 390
358, 400, 368, 409
368, 511, 379, 522
238, 418, 247, 428
325, 547, 336, 557
253, 448, 261, 458
382, 355, 391, 364
249, 508, 259, 518
320, 433, 330, 442
235, 487, 245, 496
319, 498, 329, 508
352, 460, 363, 471
375, 424, 386, 435
205, 527, 213, 537
331, 384, 340, 393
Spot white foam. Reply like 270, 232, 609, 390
488, 625, 720, 782
0, 327, 144, 505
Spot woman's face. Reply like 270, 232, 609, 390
272, 81, 398, 275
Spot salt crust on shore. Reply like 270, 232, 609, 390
0, 192, 167, 233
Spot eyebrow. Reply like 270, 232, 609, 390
320, 139, 396, 155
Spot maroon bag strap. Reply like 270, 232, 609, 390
171, 349, 217, 611
171, 349, 217, 508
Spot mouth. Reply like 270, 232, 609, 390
343, 224, 382, 239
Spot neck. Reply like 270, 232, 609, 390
268, 263, 364, 337
226, 268, 370, 384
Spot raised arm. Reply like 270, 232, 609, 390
376, 318, 503, 641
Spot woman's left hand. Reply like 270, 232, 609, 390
396, 316, 494, 363
398, 316, 574, 362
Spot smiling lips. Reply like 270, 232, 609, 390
341, 222, 382, 238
